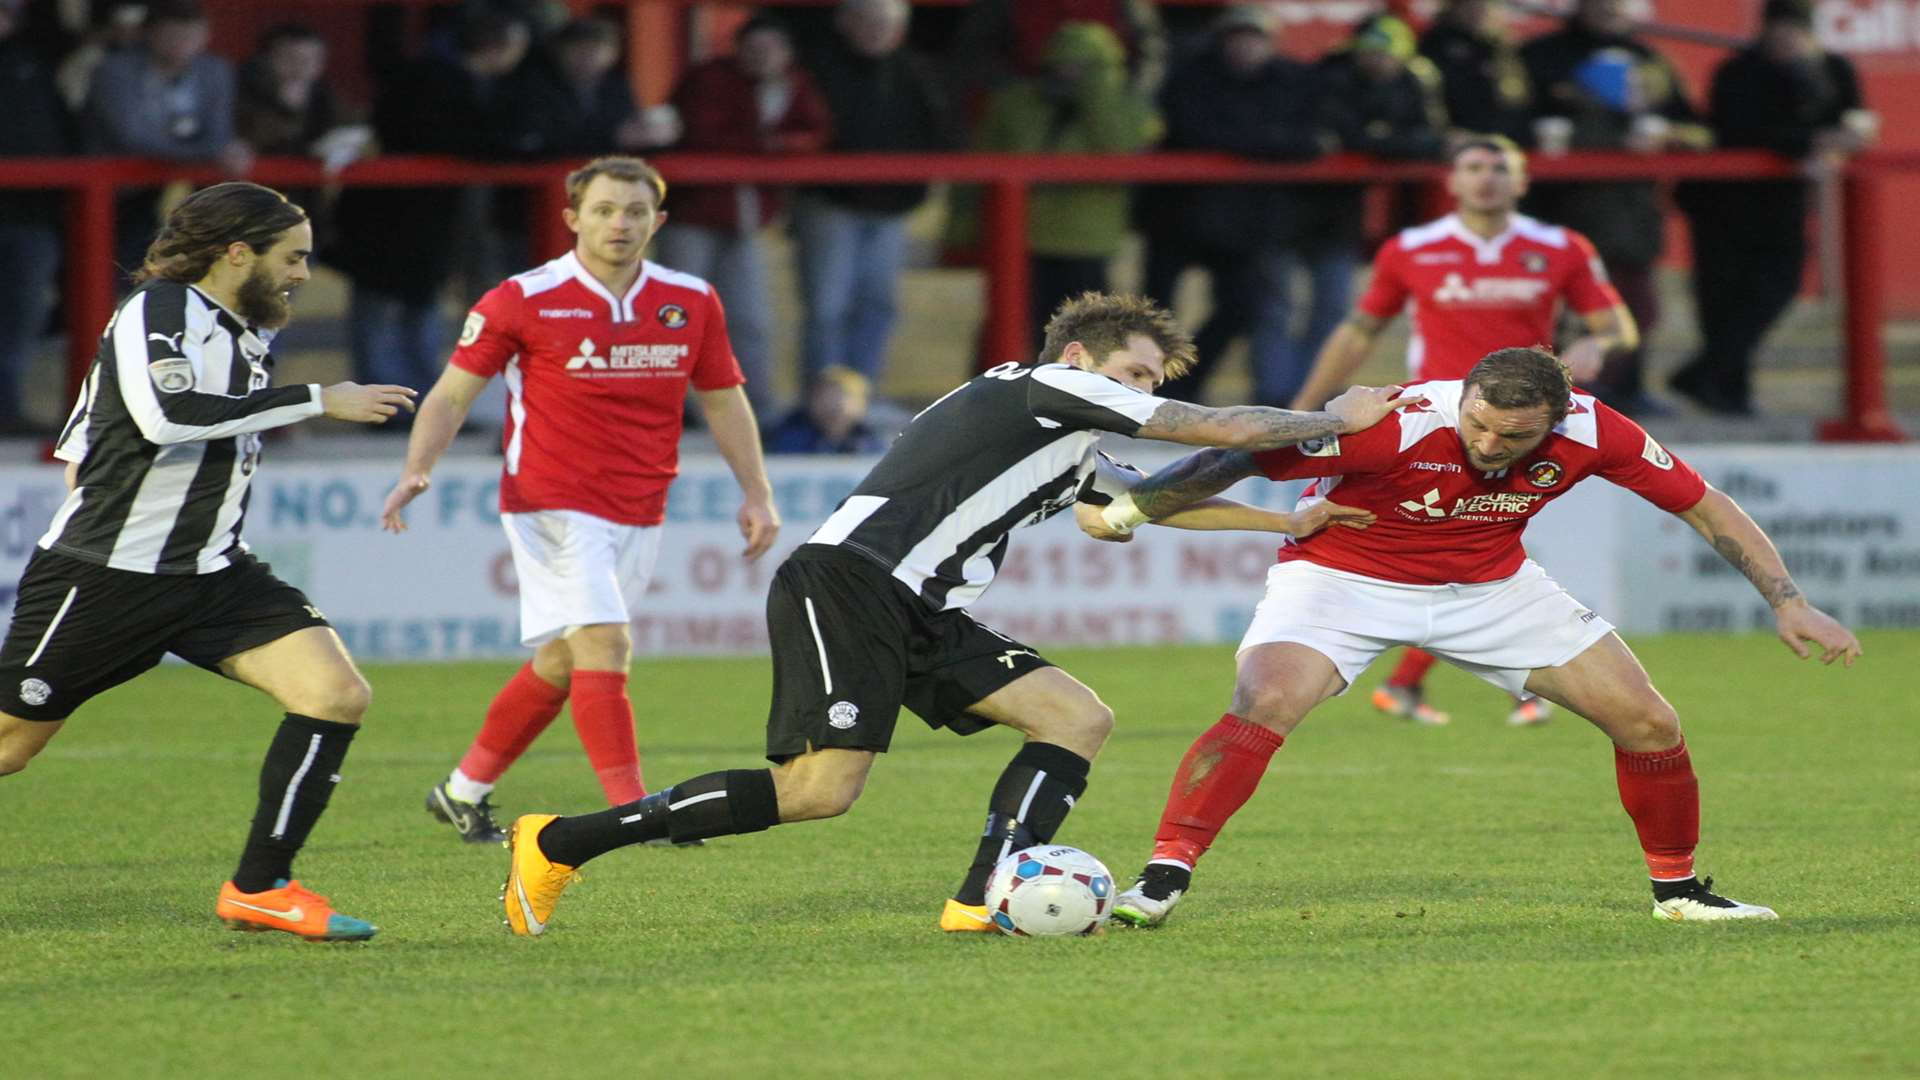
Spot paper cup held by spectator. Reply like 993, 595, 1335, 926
1534, 116, 1574, 156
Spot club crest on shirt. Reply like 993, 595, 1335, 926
1300, 435, 1341, 458
148, 356, 194, 393
657, 303, 688, 329
1527, 460, 1564, 488
1642, 433, 1674, 470
1520, 251, 1549, 274
459, 310, 486, 347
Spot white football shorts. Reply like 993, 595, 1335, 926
500, 510, 663, 646
1237, 558, 1615, 697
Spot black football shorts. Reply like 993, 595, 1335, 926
762, 547, 1053, 762
0, 548, 331, 721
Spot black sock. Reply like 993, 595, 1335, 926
538, 769, 780, 867
1652, 875, 1701, 901
232, 714, 358, 893
1139, 861, 1192, 900
954, 742, 1091, 906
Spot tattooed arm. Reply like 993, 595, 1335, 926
1132, 384, 1423, 451
1678, 485, 1863, 666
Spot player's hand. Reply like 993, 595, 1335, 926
1562, 337, 1609, 383
381, 474, 430, 534
1323, 384, 1427, 435
322, 382, 418, 424
1287, 500, 1375, 539
738, 498, 780, 560
1074, 500, 1134, 543
1774, 600, 1863, 668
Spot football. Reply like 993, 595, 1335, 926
983, 845, 1115, 937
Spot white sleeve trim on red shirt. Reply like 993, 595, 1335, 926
1397, 215, 1458, 251
1508, 213, 1570, 249
510, 256, 575, 299
1551, 392, 1601, 448
645, 261, 714, 296
1396, 379, 1462, 451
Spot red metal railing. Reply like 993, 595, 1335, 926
0, 150, 1905, 441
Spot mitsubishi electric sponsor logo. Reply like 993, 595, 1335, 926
1397, 487, 1545, 519
565, 338, 690, 374
1431, 272, 1552, 305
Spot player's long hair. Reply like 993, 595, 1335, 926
1464, 347, 1574, 425
1039, 292, 1197, 379
132, 182, 308, 286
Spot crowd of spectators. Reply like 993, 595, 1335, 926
0, 0, 1878, 438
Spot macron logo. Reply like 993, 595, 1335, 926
538, 308, 596, 319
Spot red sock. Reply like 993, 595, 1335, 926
569, 670, 646, 805
1615, 740, 1699, 880
1387, 648, 1438, 689
457, 663, 568, 783
1149, 714, 1286, 869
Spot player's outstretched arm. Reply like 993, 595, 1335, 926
380, 366, 484, 533
1087, 447, 1262, 537
1134, 384, 1421, 452
1677, 485, 1863, 667
1290, 311, 1387, 411
1078, 496, 1374, 540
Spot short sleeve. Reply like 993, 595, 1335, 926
448, 282, 524, 378
690, 289, 746, 392
1252, 414, 1404, 481
1563, 232, 1623, 315
1074, 450, 1145, 506
1356, 240, 1411, 320
1592, 404, 1707, 513
1027, 364, 1165, 436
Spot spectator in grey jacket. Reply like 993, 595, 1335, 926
86, 0, 248, 281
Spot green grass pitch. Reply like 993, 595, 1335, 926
2, 633, 1913, 1078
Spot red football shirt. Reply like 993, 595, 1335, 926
450, 252, 745, 526
1356, 213, 1622, 383
1252, 380, 1706, 586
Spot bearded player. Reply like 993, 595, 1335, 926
1093, 347, 1859, 926
1292, 135, 1639, 728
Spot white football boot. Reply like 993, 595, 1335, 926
1651, 877, 1779, 922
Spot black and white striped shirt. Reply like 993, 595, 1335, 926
39, 281, 323, 575
806, 362, 1162, 611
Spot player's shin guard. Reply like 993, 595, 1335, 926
456, 662, 567, 788
535, 769, 779, 867
233, 714, 358, 893
1148, 714, 1285, 871
954, 742, 1092, 905
569, 670, 646, 805
1387, 648, 1439, 689
1614, 740, 1699, 881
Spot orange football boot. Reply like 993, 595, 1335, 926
217, 879, 377, 941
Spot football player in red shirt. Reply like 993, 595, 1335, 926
1093, 347, 1860, 925
1292, 136, 1640, 727
381, 157, 781, 841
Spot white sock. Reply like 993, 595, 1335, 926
446, 769, 493, 804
